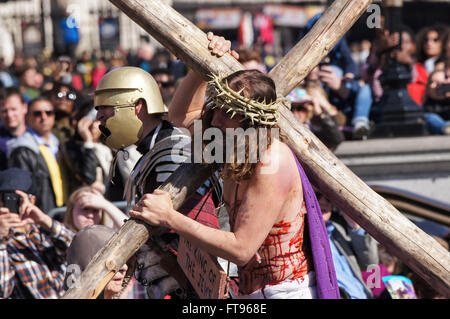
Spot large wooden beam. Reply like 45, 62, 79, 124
62, 0, 450, 298
62, 163, 217, 299
269, 0, 370, 96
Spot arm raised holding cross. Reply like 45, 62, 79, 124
132, 40, 319, 296
130, 65, 316, 298
62, 0, 450, 299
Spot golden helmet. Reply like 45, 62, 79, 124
94, 66, 165, 114
94, 67, 165, 150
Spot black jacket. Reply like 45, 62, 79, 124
7, 132, 97, 213
310, 113, 345, 150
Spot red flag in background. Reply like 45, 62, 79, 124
254, 13, 274, 44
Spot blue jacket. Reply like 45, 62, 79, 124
301, 13, 357, 76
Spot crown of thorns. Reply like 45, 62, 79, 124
205, 73, 279, 126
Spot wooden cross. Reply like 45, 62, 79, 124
62, 0, 450, 298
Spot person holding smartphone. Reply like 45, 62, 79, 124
287, 87, 345, 151
0, 168, 75, 299
424, 67, 450, 121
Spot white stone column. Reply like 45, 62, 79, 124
42, 0, 54, 52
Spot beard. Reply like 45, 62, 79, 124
98, 124, 112, 141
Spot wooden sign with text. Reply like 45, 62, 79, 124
177, 236, 229, 299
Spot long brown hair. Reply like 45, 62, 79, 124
415, 25, 448, 63
64, 186, 107, 231
201, 70, 279, 182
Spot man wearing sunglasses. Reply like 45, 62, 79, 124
7, 96, 96, 214
45, 82, 98, 197
7, 97, 63, 213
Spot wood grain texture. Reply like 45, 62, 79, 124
269, 0, 374, 95
62, 163, 217, 299
277, 105, 450, 296
62, 0, 450, 299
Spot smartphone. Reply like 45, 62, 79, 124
437, 84, 450, 95
2, 192, 20, 214
318, 57, 331, 69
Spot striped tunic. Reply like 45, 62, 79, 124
130, 120, 220, 298
127, 120, 220, 229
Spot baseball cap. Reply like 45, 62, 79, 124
0, 168, 33, 193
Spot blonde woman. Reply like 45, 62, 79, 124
64, 186, 127, 232
66, 225, 130, 299
64, 187, 145, 299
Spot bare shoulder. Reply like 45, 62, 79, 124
255, 138, 300, 194
258, 138, 298, 172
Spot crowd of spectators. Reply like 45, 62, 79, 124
236, 20, 450, 145
0, 15, 449, 299
293, 18, 450, 142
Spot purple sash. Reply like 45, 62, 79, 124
292, 151, 340, 299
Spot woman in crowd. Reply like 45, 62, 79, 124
63, 187, 145, 298
412, 25, 448, 105
423, 67, 450, 123
66, 225, 130, 299
63, 186, 127, 232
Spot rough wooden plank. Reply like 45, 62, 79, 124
108, 0, 243, 79
62, 163, 217, 299
277, 105, 450, 296
62, 0, 450, 299
269, 0, 373, 95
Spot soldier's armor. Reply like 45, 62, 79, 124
124, 128, 192, 211
124, 121, 220, 299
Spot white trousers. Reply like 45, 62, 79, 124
238, 271, 317, 299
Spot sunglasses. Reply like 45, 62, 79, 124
32, 110, 55, 117
56, 91, 77, 101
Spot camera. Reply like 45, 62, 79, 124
2, 192, 21, 214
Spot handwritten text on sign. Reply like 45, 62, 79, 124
177, 236, 228, 299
